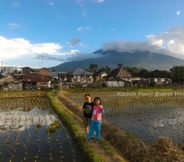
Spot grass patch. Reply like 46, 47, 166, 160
46, 120, 61, 133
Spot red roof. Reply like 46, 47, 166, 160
23, 73, 51, 82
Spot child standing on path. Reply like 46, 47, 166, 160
82, 94, 94, 135
87, 97, 105, 142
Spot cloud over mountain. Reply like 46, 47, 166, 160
1, 26, 184, 67
102, 26, 184, 59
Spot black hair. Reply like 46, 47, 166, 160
84, 94, 90, 97
94, 97, 102, 105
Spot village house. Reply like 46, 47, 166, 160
49, 71, 71, 83
105, 67, 132, 87
132, 69, 150, 86
21, 73, 52, 90
146, 70, 172, 85
21, 67, 52, 89
39, 68, 50, 76
0, 74, 23, 91
58, 72, 68, 83
93, 70, 108, 82
134, 69, 172, 86
0, 66, 21, 76
21, 67, 38, 74
72, 68, 94, 83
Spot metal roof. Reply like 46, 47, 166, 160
22, 73, 52, 82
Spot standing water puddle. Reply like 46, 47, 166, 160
66, 92, 184, 145
0, 97, 84, 162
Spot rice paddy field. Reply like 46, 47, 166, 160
65, 90, 184, 145
0, 92, 84, 162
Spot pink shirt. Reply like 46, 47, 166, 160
92, 105, 104, 121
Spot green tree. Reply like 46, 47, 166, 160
170, 65, 184, 84
117, 63, 123, 68
99, 66, 111, 74
89, 64, 98, 72
105, 66, 111, 74
123, 66, 131, 72
131, 67, 140, 74
51, 69, 56, 72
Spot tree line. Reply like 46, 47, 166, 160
88, 63, 146, 74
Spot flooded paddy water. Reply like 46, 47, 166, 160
0, 93, 84, 162
65, 91, 184, 145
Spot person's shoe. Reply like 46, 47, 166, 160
95, 139, 99, 143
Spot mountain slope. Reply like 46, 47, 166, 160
51, 50, 184, 72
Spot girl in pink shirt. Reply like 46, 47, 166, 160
87, 97, 105, 142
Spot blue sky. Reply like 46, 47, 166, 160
0, 0, 184, 68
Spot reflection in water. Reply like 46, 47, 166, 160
0, 103, 84, 162
105, 105, 184, 145
66, 92, 184, 145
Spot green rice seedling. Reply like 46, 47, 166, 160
36, 123, 41, 128
46, 120, 61, 133
35, 155, 39, 160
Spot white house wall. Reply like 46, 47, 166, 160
72, 75, 93, 83
105, 81, 125, 87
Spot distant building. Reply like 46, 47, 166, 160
146, 70, 172, 85
0, 74, 23, 91
22, 73, 52, 89
105, 67, 132, 87
39, 68, 50, 76
72, 68, 94, 83
0, 66, 21, 76
133, 69, 172, 86
21, 67, 38, 74
93, 70, 107, 82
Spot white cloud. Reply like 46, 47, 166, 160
66, 52, 103, 62
76, 0, 87, 17
97, 0, 105, 3
177, 11, 180, 16
62, 49, 80, 55
146, 34, 163, 47
47, 0, 53, 6
8, 23, 21, 28
76, 0, 83, 7
82, 11, 87, 17
0, 36, 84, 67
77, 26, 91, 31
0, 36, 63, 60
93, 0, 105, 3
103, 26, 184, 59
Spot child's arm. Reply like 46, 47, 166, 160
82, 103, 85, 116
100, 105, 105, 114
